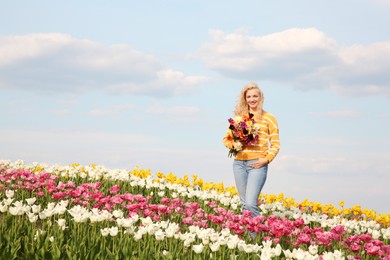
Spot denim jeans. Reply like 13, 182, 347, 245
233, 159, 268, 218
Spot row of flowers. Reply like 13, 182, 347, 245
3, 159, 389, 227
2, 194, 349, 259
1, 160, 389, 259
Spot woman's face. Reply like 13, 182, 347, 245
245, 88, 261, 111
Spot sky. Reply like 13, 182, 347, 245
1, 0, 389, 214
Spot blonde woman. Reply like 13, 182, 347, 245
223, 83, 280, 232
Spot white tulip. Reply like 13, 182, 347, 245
9, 201, 24, 215
133, 231, 143, 241
0, 203, 7, 212
57, 219, 67, 230
25, 197, 37, 205
209, 242, 220, 252
124, 226, 135, 235
6, 190, 15, 198
371, 229, 381, 239
100, 228, 109, 237
28, 213, 38, 223
192, 244, 204, 254
109, 227, 119, 236
382, 228, 390, 239
154, 229, 165, 240
273, 244, 282, 256
209, 233, 219, 242
308, 245, 318, 255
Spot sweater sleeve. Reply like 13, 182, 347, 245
264, 113, 280, 163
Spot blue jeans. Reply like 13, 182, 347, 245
233, 159, 268, 218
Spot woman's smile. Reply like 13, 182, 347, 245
246, 89, 260, 111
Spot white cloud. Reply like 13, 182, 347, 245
87, 104, 136, 117
167, 106, 201, 116
146, 103, 201, 116
146, 102, 201, 121
309, 108, 360, 118
56, 98, 79, 106
106, 69, 208, 96
197, 28, 338, 79
373, 0, 390, 7
0, 33, 207, 97
145, 103, 202, 124
197, 28, 390, 97
52, 109, 71, 116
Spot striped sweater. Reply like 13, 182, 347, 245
223, 111, 280, 162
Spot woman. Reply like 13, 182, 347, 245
223, 82, 280, 222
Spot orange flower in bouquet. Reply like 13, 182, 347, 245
224, 113, 260, 157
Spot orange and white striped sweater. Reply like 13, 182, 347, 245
223, 111, 280, 162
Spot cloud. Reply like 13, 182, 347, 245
146, 103, 201, 116
309, 108, 360, 118
373, 0, 390, 7
196, 28, 390, 97
106, 69, 207, 96
52, 109, 71, 116
56, 98, 79, 106
0, 33, 207, 97
146, 103, 202, 124
87, 104, 136, 117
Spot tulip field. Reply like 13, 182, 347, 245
0, 160, 389, 259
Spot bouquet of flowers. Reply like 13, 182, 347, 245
224, 113, 260, 157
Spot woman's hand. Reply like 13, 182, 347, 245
251, 158, 269, 168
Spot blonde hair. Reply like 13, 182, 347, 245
234, 82, 264, 116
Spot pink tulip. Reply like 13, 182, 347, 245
52, 192, 66, 200
157, 205, 168, 214
382, 245, 390, 255
160, 198, 170, 204
365, 242, 380, 256
152, 214, 161, 221
184, 208, 195, 217
126, 204, 141, 212
296, 233, 311, 245
109, 185, 120, 194
349, 243, 360, 252
293, 218, 304, 228
315, 231, 332, 246
331, 225, 346, 234
182, 217, 193, 225
359, 234, 373, 243
143, 209, 153, 217
111, 195, 123, 204
207, 201, 217, 208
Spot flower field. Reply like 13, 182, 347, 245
1, 160, 389, 259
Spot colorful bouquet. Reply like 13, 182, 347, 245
224, 113, 260, 157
